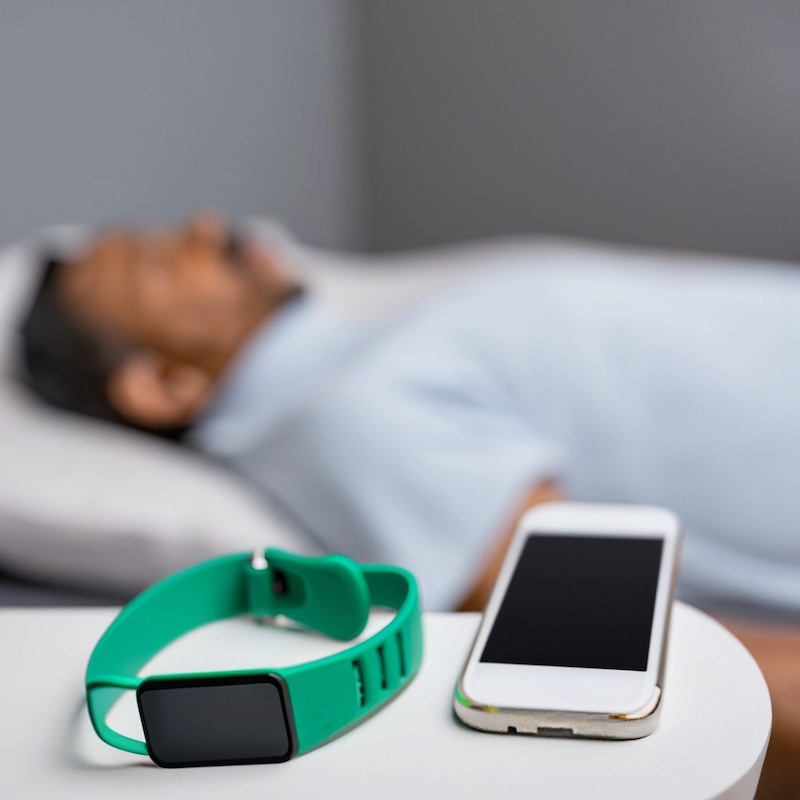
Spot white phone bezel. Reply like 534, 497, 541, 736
461, 502, 680, 716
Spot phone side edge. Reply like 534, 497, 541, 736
453, 670, 663, 740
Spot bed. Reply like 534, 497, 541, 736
2, 221, 799, 618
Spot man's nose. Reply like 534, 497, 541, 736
183, 211, 227, 248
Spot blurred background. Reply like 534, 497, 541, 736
1, 4, 799, 796
0, 0, 798, 258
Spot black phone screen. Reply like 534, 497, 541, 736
480, 534, 664, 671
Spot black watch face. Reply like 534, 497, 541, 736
137, 673, 296, 768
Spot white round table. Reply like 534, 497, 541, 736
0, 603, 770, 799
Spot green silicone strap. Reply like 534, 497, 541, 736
86, 550, 422, 757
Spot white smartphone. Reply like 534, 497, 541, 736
455, 502, 681, 739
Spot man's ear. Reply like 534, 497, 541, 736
106, 352, 213, 429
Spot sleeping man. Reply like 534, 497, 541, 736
20, 213, 800, 616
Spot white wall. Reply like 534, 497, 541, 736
0, 1, 365, 249
362, 1, 800, 261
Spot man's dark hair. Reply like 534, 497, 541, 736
20, 256, 187, 440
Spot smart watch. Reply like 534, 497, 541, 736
86, 549, 423, 768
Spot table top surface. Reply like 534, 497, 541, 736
0, 603, 770, 800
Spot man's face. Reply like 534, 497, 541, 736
58, 213, 297, 378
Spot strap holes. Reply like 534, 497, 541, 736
352, 661, 365, 707
396, 631, 407, 677
377, 645, 388, 690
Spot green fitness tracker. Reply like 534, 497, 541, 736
86, 549, 423, 768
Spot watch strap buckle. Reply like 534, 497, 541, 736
245, 549, 371, 640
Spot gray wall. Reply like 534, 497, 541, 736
0, 1, 364, 249
362, 1, 800, 261
2, 3, 798, 260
